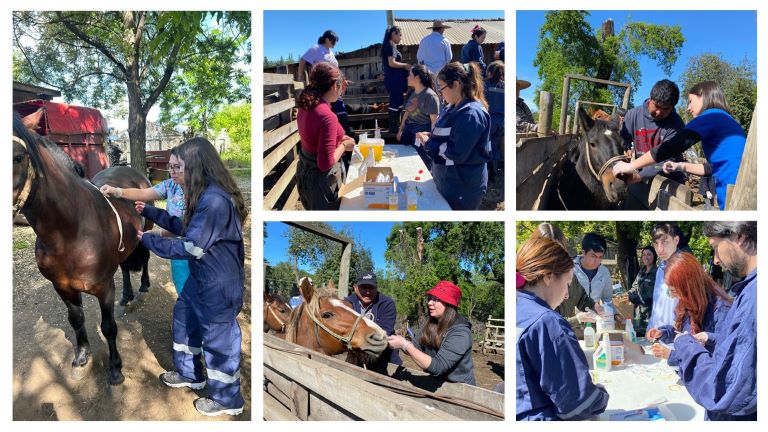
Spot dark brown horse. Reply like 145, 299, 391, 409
284, 277, 387, 362
547, 107, 630, 210
263, 291, 291, 334
13, 110, 153, 385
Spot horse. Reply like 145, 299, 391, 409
13, 110, 154, 385
284, 277, 387, 363
547, 107, 630, 210
263, 291, 291, 334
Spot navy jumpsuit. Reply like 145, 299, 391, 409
141, 184, 245, 410
485, 79, 505, 167
425, 99, 491, 210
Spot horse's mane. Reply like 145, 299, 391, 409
13, 112, 80, 178
284, 284, 337, 344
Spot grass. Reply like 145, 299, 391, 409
13, 240, 30, 250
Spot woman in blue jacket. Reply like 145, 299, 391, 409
646, 252, 732, 369
613, 81, 747, 209
136, 138, 248, 417
460, 25, 487, 74
416, 62, 491, 210
516, 238, 609, 421
381, 25, 410, 134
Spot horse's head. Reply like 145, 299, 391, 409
576, 107, 629, 204
290, 277, 387, 359
263, 291, 291, 333
12, 111, 45, 216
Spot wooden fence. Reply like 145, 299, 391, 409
481, 316, 505, 355
264, 333, 504, 421
263, 73, 303, 210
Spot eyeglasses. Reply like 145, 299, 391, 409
437, 84, 449, 95
169, 164, 184, 173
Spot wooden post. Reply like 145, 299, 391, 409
727, 106, 757, 210
622, 85, 632, 110
386, 10, 394, 27
416, 227, 424, 262
339, 242, 352, 297
572, 101, 581, 135
538, 91, 552, 137
559, 76, 571, 134
565, 115, 572, 134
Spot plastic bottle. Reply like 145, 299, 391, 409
625, 318, 637, 343
583, 322, 595, 348
406, 182, 418, 210
374, 120, 381, 139
593, 333, 613, 371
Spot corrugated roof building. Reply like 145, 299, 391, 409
394, 18, 505, 46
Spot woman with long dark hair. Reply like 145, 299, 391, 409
295, 62, 356, 210
647, 252, 732, 366
396, 64, 439, 169
627, 246, 657, 333
415, 62, 491, 210
613, 80, 748, 209
516, 238, 609, 421
136, 137, 248, 416
387, 281, 475, 385
381, 25, 410, 133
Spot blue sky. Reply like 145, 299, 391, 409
263, 222, 396, 273
516, 10, 756, 109
264, 10, 504, 61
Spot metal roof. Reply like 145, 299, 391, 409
393, 18, 505, 46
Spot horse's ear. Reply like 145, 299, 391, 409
608, 112, 621, 130
22, 109, 44, 133
327, 279, 335, 291
577, 107, 594, 133
299, 277, 314, 302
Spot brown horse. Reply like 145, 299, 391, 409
263, 291, 291, 334
13, 110, 153, 385
284, 277, 387, 362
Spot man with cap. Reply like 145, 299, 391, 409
516, 78, 538, 133
345, 270, 401, 373
417, 20, 453, 75
387, 280, 476, 385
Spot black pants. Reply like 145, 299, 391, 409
296, 148, 344, 210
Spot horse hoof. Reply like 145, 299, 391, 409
139, 285, 149, 293
108, 370, 125, 386
119, 295, 134, 306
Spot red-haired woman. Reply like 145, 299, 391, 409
647, 252, 732, 367
516, 238, 609, 421
295, 62, 356, 210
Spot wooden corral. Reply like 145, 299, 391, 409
263, 72, 303, 210
264, 333, 504, 421
481, 316, 505, 355
516, 134, 576, 210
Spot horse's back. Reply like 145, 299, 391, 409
92, 166, 151, 189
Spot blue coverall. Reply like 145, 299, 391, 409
425, 99, 491, 210
484, 79, 505, 164
517, 290, 609, 420
673, 269, 756, 420
141, 184, 245, 410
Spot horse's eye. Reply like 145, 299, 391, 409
321, 311, 334, 319
13, 155, 25, 164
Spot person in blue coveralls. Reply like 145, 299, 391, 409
484, 60, 505, 182
381, 25, 410, 134
415, 62, 491, 210
516, 237, 609, 420
646, 252, 732, 369
459, 25, 487, 74
345, 271, 401, 374
613, 81, 747, 209
135, 137, 248, 417
672, 221, 756, 420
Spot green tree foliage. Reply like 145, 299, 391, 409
13, 11, 250, 174
211, 103, 252, 165
533, 11, 684, 127
383, 222, 504, 324
264, 261, 301, 299
678, 53, 756, 130
286, 222, 374, 293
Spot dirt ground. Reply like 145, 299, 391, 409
400, 344, 505, 391
12, 173, 252, 421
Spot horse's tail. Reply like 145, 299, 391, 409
123, 243, 150, 272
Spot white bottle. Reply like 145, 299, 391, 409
584, 323, 596, 348
593, 332, 613, 371
374, 120, 381, 139
625, 318, 637, 343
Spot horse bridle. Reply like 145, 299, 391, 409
308, 304, 365, 348
266, 302, 287, 332
583, 134, 630, 181
12, 135, 36, 217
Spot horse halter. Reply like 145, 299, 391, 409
267, 302, 287, 332
12, 135, 37, 217
583, 134, 630, 181
308, 303, 365, 347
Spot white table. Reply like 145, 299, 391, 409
339, 144, 451, 211
580, 339, 705, 421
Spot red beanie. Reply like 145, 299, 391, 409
426, 280, 462, 307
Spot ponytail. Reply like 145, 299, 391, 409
437, 61, 487, 109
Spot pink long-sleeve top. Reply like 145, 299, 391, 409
297, 100, 345, 172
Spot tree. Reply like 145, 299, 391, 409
13, 11, 249, 174
211, 103, 252, 165
678, 53, 756, 130
533, 11, 684, 127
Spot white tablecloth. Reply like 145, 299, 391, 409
580, 338, 705, 421
339, 144, 451, 211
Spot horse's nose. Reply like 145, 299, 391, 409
367, 332, 386, 344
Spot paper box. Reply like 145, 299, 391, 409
363, 166, 395, 209
596, 330, 625, 366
